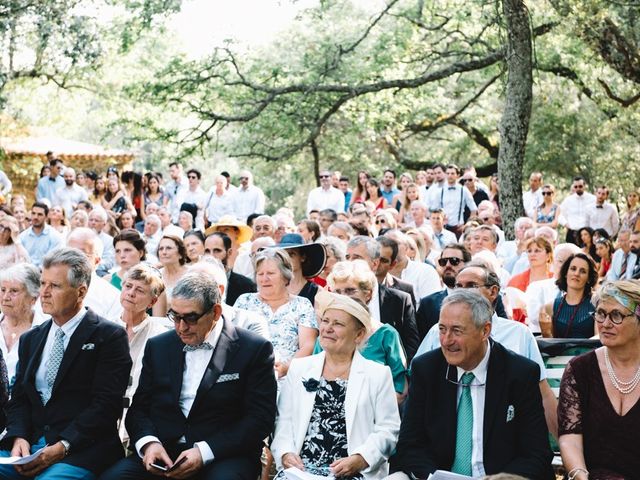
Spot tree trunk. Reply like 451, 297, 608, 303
311, 139, 321, 187
498, 0, 533, 240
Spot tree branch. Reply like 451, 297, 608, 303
597, 78, 640, 106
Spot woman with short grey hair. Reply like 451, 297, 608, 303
234, 248, 317, 379
0, 263, 40, 387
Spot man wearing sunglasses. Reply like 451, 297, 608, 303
390, 288, 553, 480
102, 272, 277, 480
559, 176, 596, 245
415, 245, 470, 339
306, 170, 345, 216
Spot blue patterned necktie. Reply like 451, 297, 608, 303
183, 342, 213, 352
451, 372, 475, 476
42, 328, 65, 404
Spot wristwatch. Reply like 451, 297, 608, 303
59, 439, 71, 456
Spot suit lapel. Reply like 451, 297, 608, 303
52, 312, 98, 393
169, 333, 185, 405
344, 351, 365, 439
442, 356, 459, 463
483, 341, 505, 445
189, 318, 238, 416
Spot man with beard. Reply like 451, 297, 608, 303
559, 176, 596, 245
55, 168, 88, 218
204, 232, 256, 306
415, 244, 470, 339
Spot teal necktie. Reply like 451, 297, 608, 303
451, 372, 474, 476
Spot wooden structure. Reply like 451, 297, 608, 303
0, 136, 134, 205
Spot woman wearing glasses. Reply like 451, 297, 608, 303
534, 184, 560, 228
540, 253, 597, 338
558, 281, 640, 480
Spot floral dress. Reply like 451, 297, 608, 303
233, 293, 317, 364
275, 377, 362, 479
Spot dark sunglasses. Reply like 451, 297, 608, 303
375, 219, 387, 225
542, 191, 553, 196
188, 175, 198, 179
167, 309, 209, 325
438, 257, 463, 267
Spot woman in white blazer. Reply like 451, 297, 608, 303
271, 290, 400, 479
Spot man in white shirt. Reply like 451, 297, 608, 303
406, 200, 429, 228
100, 272, 277, 480
165, 162, 188, 223
522, 171, 543, 218
157, 206, 185, 238
606, 229, 637, 281
385, 230, 441, 301
181, 169, 208, 231
233, 170, 265, 222
88, 207, 115, 276
586, 185, 620, 237
559, 175, 596, 244
56, 167, 89, 218
306, 169, 345, 215
428, 164, 476, 235
36, 158, 65, 205
142, 214, 162, 263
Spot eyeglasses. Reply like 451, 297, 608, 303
462, 178, 474, 183
454, 282, 490, 289
167, 309, 209, 325
319, 175, 330, 179
594, 309, 636, 325
188, 175, 198, 180
445, 364, 486, 387
438, 257, 463, 267
333, 287, 361, 296
542, 191, 553, 196
375, 219, 387, 225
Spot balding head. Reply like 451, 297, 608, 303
67, 227, 103, 269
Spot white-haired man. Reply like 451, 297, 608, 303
88, 207, 115, 276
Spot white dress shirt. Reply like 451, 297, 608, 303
135, 317, 224, 465
233, 185, 265, 222
522, 189, 543, 218
428, 185, 477, 226
306, 186, 345, 214
182, 187, 208, 231
400, 260, 441, 301
166, 177, 189, 223
586, 202, 620, 237
456, 341, 490, 478
606, 249, 637, 281
56, 184, 89, 218
368, 286, 382, 325
559, 192, 596, 230
205, 189, 235, 224
431, 228, 458, 250
35, 307, 88, 402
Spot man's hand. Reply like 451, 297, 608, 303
165, 447, 203, 479
10, 438, 30, 458
142, 442, 173, 476
15, 442, 65, 477
281, 452, 304, 470
330, 454, 368, 477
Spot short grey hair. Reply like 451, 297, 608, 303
146, 214, 161, 227
347, 236, 380, 260
42, 247, 92, 289
253, 215, 277, 229
0, 263, 41, 298
327, 222, 354, 239
254, 248, 293, 284
172, 271, 222, 313
321, 236, 346, 262
442, 289, 493, 329
89, 206, 108, 223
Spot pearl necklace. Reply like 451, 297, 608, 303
604, 348, 640, 395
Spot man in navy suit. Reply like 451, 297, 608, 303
101, 271, 277, 480
390, 290, 553, 479
0, 247, 131, 479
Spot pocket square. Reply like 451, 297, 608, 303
81, 343, 95, 351
216, 373, 240, 383
506, 405, 515, 422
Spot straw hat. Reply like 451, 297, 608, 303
204, 215, 253, 244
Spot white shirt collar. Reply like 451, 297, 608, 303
55, 306, 88, 335
456, 339, 491, 385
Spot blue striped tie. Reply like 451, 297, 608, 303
451, 372, 474, 475
42, 328, 65, 404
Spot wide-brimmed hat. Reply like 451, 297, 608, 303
205, 215, 252, 244
274, 233, 327, 278
315, 289, 372, 334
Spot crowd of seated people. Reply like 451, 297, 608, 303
0, 159, 636, 479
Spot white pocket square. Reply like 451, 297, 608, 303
81, 343, 95, 351
216, 373, 240, 383
506, 405, 515, 422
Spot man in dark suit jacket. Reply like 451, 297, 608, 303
101, 271, 277, 480
204, 231, 257, 305
391, 289, 553, 480
0, 247, 131, 479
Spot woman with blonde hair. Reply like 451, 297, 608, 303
391, 172, 414, 212
397, 183, 421, 226
47, 205, 69, 236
